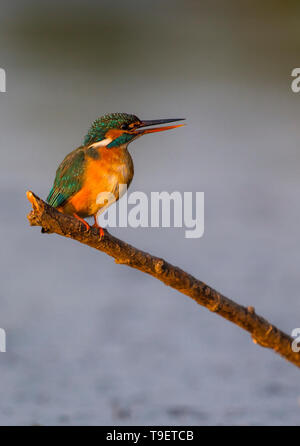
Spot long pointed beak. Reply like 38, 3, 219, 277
135, 118, 185, 134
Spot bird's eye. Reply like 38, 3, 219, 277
120, 124, 128, 130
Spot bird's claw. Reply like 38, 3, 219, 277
92, 215, 104, 240
99, 227, 105, 241
92, 223, 105, 241
73, 213, 91, 232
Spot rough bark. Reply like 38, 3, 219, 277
26, 190, 300, 368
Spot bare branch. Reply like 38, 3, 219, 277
26, 190, 300, 368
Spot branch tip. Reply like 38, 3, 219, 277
26, 190, 34, 203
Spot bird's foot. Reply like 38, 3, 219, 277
73, 213, 90, 231
93, 216, 105, 240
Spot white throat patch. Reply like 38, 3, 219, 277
88, 138, 113, 148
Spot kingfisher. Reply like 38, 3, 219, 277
47, 113, 185, 238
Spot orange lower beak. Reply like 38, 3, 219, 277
134, 118, 185, 134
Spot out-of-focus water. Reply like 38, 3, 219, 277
1, 0, 300, 425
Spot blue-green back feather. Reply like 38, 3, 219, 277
47, 147, 86, 208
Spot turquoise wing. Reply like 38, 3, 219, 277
47, 147, 86, 208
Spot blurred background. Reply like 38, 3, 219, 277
1, 0, 300, 425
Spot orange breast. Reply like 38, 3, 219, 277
67, 146, 134, 217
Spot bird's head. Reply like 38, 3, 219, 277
84, 113, 185, 149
